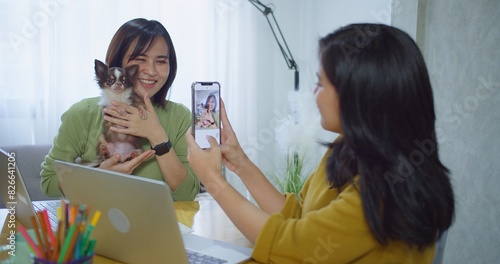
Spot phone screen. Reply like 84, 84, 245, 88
191, 82, 221, 149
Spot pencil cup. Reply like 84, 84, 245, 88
32, 254, 94, 264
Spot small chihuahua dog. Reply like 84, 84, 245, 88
94, 59, 143, 165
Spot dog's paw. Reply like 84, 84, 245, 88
99, 143, 109, 156
138, 105, 147, 120
129, 149, 142, 160
117, 106, 127, 117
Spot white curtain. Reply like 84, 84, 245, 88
0, 0, 261, 152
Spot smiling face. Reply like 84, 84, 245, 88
314, 67, 342, 134
122, 37, 170, 99
207, 96, 216, 112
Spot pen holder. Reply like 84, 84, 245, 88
32, 254, 94, 264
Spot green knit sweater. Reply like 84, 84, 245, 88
40, 97, 200, 201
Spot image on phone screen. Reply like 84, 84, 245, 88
192, 82, 221, 149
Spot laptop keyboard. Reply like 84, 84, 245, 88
32, 200, 61, 228
186, 249, 228, 264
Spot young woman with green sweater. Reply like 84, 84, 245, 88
41, 18, 200, 201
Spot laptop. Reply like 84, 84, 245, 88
0, 149, 61, 230
54, 160, 252, 264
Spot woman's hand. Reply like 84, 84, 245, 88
201, 108, 216, 128
189, 99, 286, 213
186, 126, 271, 243
99, 150, 155, 174
103, 93, 167, 144
218, 100, 252, 175
185, 128, 223, 185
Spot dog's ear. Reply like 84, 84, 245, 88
125, 64, 139, 79
94, 59, 109, 84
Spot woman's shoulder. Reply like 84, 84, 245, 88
61, 97, 101, 121
65, 97, 101, 113
167, 100, 190, 110
158, 101, 190, 116
57, 97, 101, 132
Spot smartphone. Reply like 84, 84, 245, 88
191, 82, 221, 149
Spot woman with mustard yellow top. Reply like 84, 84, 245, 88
185, 23, 455, 263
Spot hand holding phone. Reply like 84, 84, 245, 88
191, 82, 221, 148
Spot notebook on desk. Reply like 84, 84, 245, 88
54, 160, 252, 264
0, 149, 61, 230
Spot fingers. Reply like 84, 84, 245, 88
142, 93, 154, 111
128, 150, 155, 168
124, 150, 155, 168
105, 105, 137, 123
103, 115, 128, 130
100, 150, 155, 175
110, 99, 145, 117
185, 127, 197, 148
207, 136, 219, 148
219, 99, 238, 144
185, 129, 222, 180
138, 105, 147, 120
103, 107, 127, 120
100, 154, 121, 169
107, 94, 155, 124
185, 127, 202, 165
185, 128, 219, 152
220, 99, 234, 133
104, 101, 145, 127
138, 149, 155, 160
111, 101, 135, 113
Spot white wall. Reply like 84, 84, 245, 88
423, 1, 499, 263
394, 0, 500, 262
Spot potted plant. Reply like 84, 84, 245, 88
267, 90, 325, 201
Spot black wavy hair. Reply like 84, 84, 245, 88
105, 18, 177, 108
320, 23, 455, 249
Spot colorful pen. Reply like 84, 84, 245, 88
58, 224, 77, 264
80, 210, 101, 256
18, 224, 43, 258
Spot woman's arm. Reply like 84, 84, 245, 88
218, 100, 286, 213
146, 119, 188, 192
41, 99, 97, 196
185, 133, 269, 243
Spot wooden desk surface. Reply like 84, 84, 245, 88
0, 194, 254, 263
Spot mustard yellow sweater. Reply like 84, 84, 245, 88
251, 148, 436, 263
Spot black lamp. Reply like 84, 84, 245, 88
249, 0, 301, 176
248, 0, 299, 91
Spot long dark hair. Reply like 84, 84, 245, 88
320, 24, 454, 248
205, 94, 218, 112
105, 18, 177, 108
